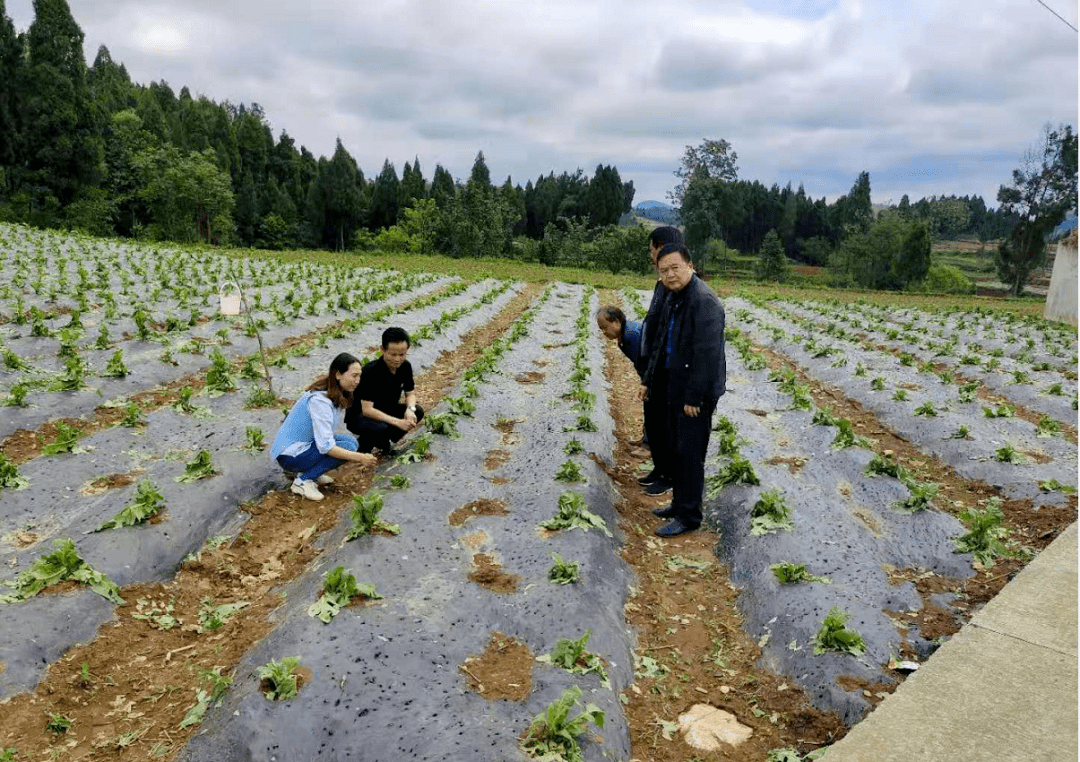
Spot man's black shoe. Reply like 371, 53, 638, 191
637, 469, 662, 485
644, 479, 672, 496
652, 505, 677, 518
655, 519, 700, 537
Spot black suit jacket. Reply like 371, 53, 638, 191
641, 274, 726, 408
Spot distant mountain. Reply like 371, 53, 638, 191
635, 200, 674, 211
633, 200, 680, 225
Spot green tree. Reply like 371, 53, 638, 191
755, 229, 788, 281
399, 157, 426, 213
681, 174, 745, 255
995, 123, 1078, 296
669, 138, 738, 207
19, 0, 104, 215
308, 139, 363, 249
831, 213, 931, 290
429, 163, 456, 207
586, 164, 628, 227
368, 158, 400, 230
0, 0, 21, 174
133, 145, 235, 243
469, 150, 491, 190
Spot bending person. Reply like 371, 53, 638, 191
597, 305, 647, 446
270, 352, 378, 501
345, 327, 425, 455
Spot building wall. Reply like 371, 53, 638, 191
1044, 233, 1078, 326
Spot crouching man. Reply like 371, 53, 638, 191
345, 327, 425, 455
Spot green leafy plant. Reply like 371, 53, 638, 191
257, 657, 303, 701
957, 380, 980, 403
131, 596, 181, 630
179, 667, 232, 729
1045, 382, 1064, 396
97, 479, 165, 531
245, 386, 277, 408
983, 403, 1015, 418
865, 453, 907, 480
770, 562, 831, 585
1039, 479, 1077, 495
539, 491, 611, 536
893, 477, 939, 512
445, 395, 476, 417
789, 385, 813, 410
3, 381, 29, 407
176, 449, 217, 483
426, 411, 460, 438
41, 421, 83, 455
120, 401, 145, 427
891, 389, 908, 402
854, 362, 867, 377
346, 491, 400, 539
308, 566, 382, 623
103, 349, 129, 378
750, 489, 794, 535
995, 444, 1024, 464
1035, 416, 1062, 438
953, 498, 1014, 567
385, 473, 410, 490
204, 347, 237, 396
0, 453, 30, 490
396, 433, 431, 464
197, 597, 249, 632
812, 606, 866, 657
870, 377, 885, 391
706, 454, 760, 498
537, 630, 609, 688
554, 459, 584, 483
563, 439, 584, 456
548, 553, 580, 585
50, 354, 87, 391
520, 686, 605, 762
913, 400, 937, 417
45, 711, 73, 734
950, 425, 970, 439
564, 415, 599, 432
0, 539, 124, 604
832, 419, 871, 449
244, 426, 265, 452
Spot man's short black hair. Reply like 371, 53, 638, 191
657, 243, 692, 264
597, 305, 626, 328
649, 226, 683, 249
381, 326, 410, 348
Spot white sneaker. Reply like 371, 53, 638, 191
290, 478, 323, 501
316, 474, 335, 486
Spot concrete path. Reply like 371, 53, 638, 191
823, 521, 1077, 762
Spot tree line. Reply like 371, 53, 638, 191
0, 0, 643, 270
677, 133, 1075, 294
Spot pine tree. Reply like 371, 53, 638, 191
399, 157, 426, 214
369, 158, 400, 230
21, 0, 104, 210
0, 0, 23, 172
755, 230, 788, 282
429, 164, 455, 207
469, 151, 491, 190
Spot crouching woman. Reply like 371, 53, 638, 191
270, 352, 377, 501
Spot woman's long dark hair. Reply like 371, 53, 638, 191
307, 352, 361, 408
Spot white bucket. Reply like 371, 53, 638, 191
219, 281, 243, 316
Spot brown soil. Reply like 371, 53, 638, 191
489, 476, 513, 485
0, 283, 544, 762
448, 499, 510, 526
467, 553, 519, 594
514, 371, 545, 384
460, 631, 533, 702
835, 676, 896, 710
600, 295, 846, 761
492, 417, 521, 434
3, 528, 40, 548
763, 455, 806, 474
80, 471, 145, 496
484, 449, 512, 470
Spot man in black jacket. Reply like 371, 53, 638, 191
634, 226, 684, 495
641, 243, 726, 537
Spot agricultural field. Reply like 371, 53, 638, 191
0, 222, 1076, 762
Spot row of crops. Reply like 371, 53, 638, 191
1, 219, 1076, 760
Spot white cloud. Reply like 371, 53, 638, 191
3, 0, 1077, 206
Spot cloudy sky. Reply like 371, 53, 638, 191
7, 0, 1078, 207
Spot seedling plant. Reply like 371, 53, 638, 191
539, 491, 611, 536
537, 630, 610, 688
346, 491, 400, 538
0, 538, 124, 604
97, 479, 166, 530
548, 553, 580, 585
812, 607, 866, 657
308, 566, 381, 623
258, 657, 303, 701
770, 562, 831, 585
520, 685, 605, 762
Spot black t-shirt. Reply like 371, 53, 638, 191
358, 356, 414, 413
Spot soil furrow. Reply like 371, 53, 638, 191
0, 284, 543, 761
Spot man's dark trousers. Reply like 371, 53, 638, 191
346, 403, 425, 453
666, 401, 714, 528
644, 367, 672, 479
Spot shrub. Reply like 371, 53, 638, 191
907, 263, 976, 294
